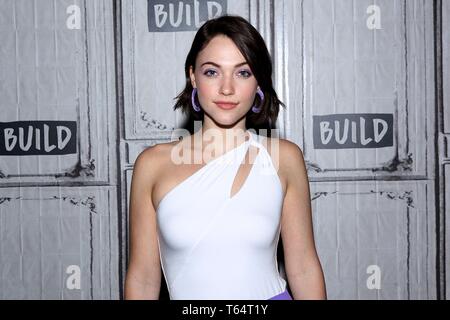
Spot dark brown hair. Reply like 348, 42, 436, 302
173, 15, 285, 134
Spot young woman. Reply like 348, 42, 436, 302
125, 15, 326, 300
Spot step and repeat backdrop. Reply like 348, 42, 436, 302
0, 0, 449, 300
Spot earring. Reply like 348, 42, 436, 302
191, 88, 201, 112
252, 87, 264, 113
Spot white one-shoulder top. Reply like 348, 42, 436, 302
156, 130, 287, 300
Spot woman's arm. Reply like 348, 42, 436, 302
124, 146, 162, 300
279, 141, 327, 300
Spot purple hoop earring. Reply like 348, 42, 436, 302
191, 88, 201, 112
252, 87, 264, 113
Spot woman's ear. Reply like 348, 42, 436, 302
189, 66, 196, 88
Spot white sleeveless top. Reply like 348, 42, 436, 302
156, 130, 287, 300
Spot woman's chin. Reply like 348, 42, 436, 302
204, 111, 236, 123
215, 115, 244, 126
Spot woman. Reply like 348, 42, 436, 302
125, 15, 326, 300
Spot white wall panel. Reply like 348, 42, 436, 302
0, 186, 118, 299
282, 0, 435, 179
311, 180, 436, 299
0, 0, 116, 185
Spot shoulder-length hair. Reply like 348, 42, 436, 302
173, 14, 285, 135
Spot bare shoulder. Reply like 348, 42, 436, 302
261, 136, 306, 185
261, 136, 304, 165
138, 136, 185, 162
134, 143, 163, 170
279, 139, 305, 170
132, 141, 176, 189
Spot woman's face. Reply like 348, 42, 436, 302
189, 35, 258, 126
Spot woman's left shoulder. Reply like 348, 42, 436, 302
258, 136, 306, 188
261, 136, 304, 166
280, 138, 304, 164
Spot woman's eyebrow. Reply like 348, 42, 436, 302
200, 61, 248, 68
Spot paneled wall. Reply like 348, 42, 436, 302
0, 0, 447, 299
0, 0, 118, 299
282, 0, 437, 299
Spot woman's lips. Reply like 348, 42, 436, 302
214, 102, 238, 110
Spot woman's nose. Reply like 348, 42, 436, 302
219, 75, 235, 95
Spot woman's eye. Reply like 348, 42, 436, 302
239, 70, 252, 78
203, 69, 252, 78
204, 70, 217, 77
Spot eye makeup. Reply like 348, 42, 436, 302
202, 69, 253, 78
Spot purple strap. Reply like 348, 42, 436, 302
268, 289, 293, 300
